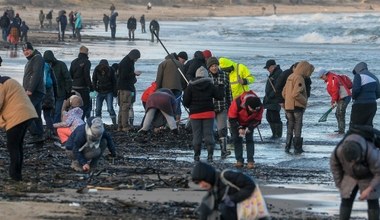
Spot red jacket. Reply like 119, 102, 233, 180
325, 72, 351, 103
141, 81, 157, 103
228, 90, 263, 128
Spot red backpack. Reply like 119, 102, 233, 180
337, 74, 353, 89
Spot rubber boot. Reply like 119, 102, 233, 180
194, 145, 201, 162
207, 145, 214, 162
339, 206, 352, 220
220, 137, 231, 159
274, 122, 283, 138
293, 137, 304, 154
368, 209, 380, 220
269, 123, 276, 139
285, 134, 293, 153
129, 118, 134, 127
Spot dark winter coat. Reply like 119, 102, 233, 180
146, 89, 177, 116
149, 20, 159, 32
43, 50, 72, 99
185, 51, 206, 82
264, 65, 282, 111
352, 62, 380, 104
69, 53, 92, 90
117, 51, 139, 91
127, 17, 137, 29
92, 59, 117, 94
209, 69, 232, 113
183, 77, 224, 115
155, 54, 184, 91
110, 12, 118, 27
330, 133, 380, 199
59, 14, 68, 30
0, 13, 10, 29
23, 49, 46, 95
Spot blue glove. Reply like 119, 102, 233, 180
223, 195, 235, 207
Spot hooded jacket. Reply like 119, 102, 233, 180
352, 62, 380, 104
70, 52, 92, 90
228, 90, 263, 128
92, 59, 116, 94
324, 71, 351, 103
218, 58, 255, 99
117, 49, 140, 91
183, 70, 224, 117
264, 65, 282, 111
330, 133, 380, 199
23, 49, 46, 95
0, 77, 37, 130
43, 50, 72, 99
184, 51, 206, 82
282, 61, 314, 110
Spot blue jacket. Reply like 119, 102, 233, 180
352, 62, 380, 104
65, 123, 116, 166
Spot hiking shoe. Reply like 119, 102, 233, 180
221, 150, 231, 159
54, 141, 65, 150
247, 162, 255, 169
235, 161, 244, 168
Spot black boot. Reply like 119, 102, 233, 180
339, 206, 352, 220
194, 145, 201, 161
111, 116, 117, 126
269, 123, 276, 139
293, 137, 304, 154
220, 137, 231, 159
368, 209, 380, 220
274, 122, 283, 138
207, 145, 214, 162
285, 134, 293, 153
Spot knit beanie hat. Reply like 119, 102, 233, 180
202, 50, 212, 60
195, 66, 208, 78
177, 51, 188, 60
22, 42, 33, 51
86, 117, 105, 138
191, 161, 216, 185
245, 97, 262, 110
206, 57, 219, 69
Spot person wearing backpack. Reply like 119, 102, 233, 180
318, 69, 352, 134
351, 62, 380, 127
330, 127, 380, 220
191, 161, 269, 220
42, 61, 57, 140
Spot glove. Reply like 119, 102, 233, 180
223, 195, 235, 207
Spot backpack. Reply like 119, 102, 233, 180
44, 63, 53, 89
337, 74, 353, 89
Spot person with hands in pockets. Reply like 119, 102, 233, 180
228, 90, 263, 169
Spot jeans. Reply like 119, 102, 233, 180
335, 96, 351, 132
54, 96, 65, 123
285, 108, 304, 138
95, 92, 116, 118
230, 126, 255, 163
28, 91, 45, 137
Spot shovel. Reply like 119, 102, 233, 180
318, 106, 336, 122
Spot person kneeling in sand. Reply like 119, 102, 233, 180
65, 117, 116, 172
53, 95, 85, 148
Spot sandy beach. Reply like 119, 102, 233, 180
0, 1, 378, 220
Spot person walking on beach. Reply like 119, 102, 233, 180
263, 59, 283, 139
117, 49, 141, 132
109, 12, 118, 39
7, 18, 20, 49
330, 127, 380, 220
74, 12, 82, 42
68, 11, 75, 38
207, 57, 232, 159
0, 12, 10, 41
127, 16, 137, 41
43, 50, 72, 124
46, 10, 53, 29
228, 90, 263, 169
103, 14, 109, 32
65, 117, 116, 172
92, 59, 117, 125
19, 21, 29, 43
0, 64, 38, 181
219, 57, 255, 99
318, 69, 352, 134
282, 60, 314, 154
69, 46, 92, 120
57, 10, 67, 42
42, 60, 58, 140
350, 62, 380, 127
38, 10, 44, 29
191, 161, 268, 220
22, 42, 46, 145
149, 19, 159, 42
140, 14, 146, 33
183, 66, 224, 162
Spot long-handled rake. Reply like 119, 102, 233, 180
318, 106, 335, 122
